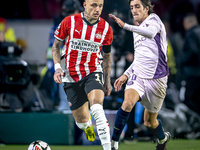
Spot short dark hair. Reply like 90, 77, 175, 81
129, 0, 154, 15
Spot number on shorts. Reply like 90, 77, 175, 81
95, 73, 103, 85
131, 74, 137, 80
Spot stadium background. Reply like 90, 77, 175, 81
1, 0, 200, 66
0, 0, 200, 150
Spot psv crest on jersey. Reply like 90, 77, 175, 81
95, 32, 102, 39
54, 12, 113, 83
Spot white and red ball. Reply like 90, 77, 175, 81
28, 140, 51, 150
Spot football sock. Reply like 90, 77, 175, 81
103, 143, 111, 150
112, 107, 130, 141
111, 140, 119, 149
150, 119, 165, 140
75, 118, 91, 130
90, 104, 111, 147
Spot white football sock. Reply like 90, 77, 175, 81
103, 143, 111, 150
75, 118, 91, 130
90, 104, 111, 148
111, 140, 118, 149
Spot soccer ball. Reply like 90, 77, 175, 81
28, 140, 51, 150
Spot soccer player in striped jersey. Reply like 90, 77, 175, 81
109, 0, 171, 150
52, 0, 113, 149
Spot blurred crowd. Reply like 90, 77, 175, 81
0, 0, 200, 141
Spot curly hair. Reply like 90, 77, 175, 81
128, 0, 154, 15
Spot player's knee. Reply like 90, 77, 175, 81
122, 101, 134, 112
90, 99, 103, 106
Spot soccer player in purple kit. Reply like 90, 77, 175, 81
109, 0, 171, 150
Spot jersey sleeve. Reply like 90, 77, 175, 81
123, 15, 160, 39
102, 25, 113, 46
147, 16, 160, 32
54, 17, 70, 41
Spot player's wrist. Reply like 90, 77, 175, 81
54, 63, 62, 70
123, 72, 129, 79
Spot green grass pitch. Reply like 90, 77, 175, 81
1, 139, 200, 150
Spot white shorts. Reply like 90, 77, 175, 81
125, 74, 168, 113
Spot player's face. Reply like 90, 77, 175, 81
130, 0, 149, 24
84, 0, 104, 21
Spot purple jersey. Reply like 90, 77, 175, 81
124, 13, 169, 79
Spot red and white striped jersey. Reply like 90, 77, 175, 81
54, 12, 113, 83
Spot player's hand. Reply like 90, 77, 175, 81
114, 74, 128, 92
104, 82, 113, 97
109, 14, 125, 28
53, 68, 64, 84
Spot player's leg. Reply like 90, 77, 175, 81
143, 110, 171, 150
85, 72, 111, 150
111, 89, 140, 150
142, 76, 170, 150
72, 102, 90, 122
71, 102, 95, 142
64, 82, 95, 142
88, 89, 111, 150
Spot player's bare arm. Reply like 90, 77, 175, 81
52, 38, 63, 84
52, 38, 62, 63
103, 52, 112, 97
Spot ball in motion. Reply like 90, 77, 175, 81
28, 140, 51, 150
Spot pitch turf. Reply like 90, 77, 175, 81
0, 139, 200, 150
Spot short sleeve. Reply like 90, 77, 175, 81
54, 17, 70, 41
102, 25, 113, 46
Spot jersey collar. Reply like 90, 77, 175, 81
81, 12, 100, 26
